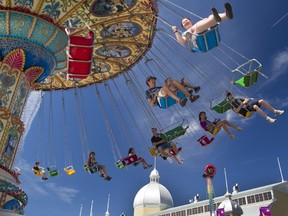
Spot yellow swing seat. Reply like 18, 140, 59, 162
64, 165, 76, 175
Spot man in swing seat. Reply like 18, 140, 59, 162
87, 152, 112, 181
226, 92, 284, 123
172, 3, 233, 45
145, 76, 200, 107
151, 128, 183, 164
33, 162, 48, 180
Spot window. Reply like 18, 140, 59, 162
197, 206, 203, 213
255, 193, 264, 202
263, 192, 272, 200
238, 197, 246, 205
247, 195, 255, 204
204, 205, 209, 212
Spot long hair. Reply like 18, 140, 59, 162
199, 111, 207, 121
128, 148, 134, 154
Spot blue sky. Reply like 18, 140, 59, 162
15, 0, 288, 215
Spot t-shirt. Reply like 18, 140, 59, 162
145, 87, 161, 100
200, 120, 212, 131
229, 98, 248, 116
182, 29, 198, 48
151, 135, 164, 148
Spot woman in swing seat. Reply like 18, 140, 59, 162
172, 3, 233, 45
199, 111, 242, 139
128, 148, 152, 169
87, 152, 112, 181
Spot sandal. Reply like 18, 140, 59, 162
236, 127, 242, 131
229, 134, 236, 139
211, 7, 222, 22
224, 3, 233, 19
190, 95, 200, 103
194, 86, 201, 93
179, 98, 187, 107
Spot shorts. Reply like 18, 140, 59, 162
157, 142, 172, 151
246, 101, 261, 111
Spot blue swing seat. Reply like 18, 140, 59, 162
158, 91, 186, 109
189, 25, 221, 53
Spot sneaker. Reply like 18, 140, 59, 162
161, 156, 167, 160
211, 7, 221, 22
42, 177, 48, 180
190, 95, 200, 103
179, 98, 188, 107
167, 157, 173, 163
104, 176, 112, 181
224, 3, 233, 19
100, 174, 105, 177
266, 116, 276, 123
177, 160, 184, 164
194, 86, 201, 93
229, 134, 236, 139
274, 110, 284, 116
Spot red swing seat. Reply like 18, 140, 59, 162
197, 135, 215, 146
115, 154, 142, 169
66, 29, 94, 79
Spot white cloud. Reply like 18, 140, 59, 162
269, 48, 288, 83
46, 182, 79, 203
18, 91, 43, 155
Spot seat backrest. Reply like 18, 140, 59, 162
160, 126, 187, 142
211, 100, 231, 114
192, 26, 221, 53
158, 91, 186, 109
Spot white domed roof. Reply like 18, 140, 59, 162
133, 168, 173, 209
218, 193, 243, 215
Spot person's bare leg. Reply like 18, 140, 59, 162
253, 105, 268, 119
161, 86, 181, 102
259, 100, 276, 112
171, 80, 191, 97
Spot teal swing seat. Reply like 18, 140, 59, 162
83, 163, 98, 174
232, 59, 266, 88
158, 91, 186, 109
187, 25, 221, 53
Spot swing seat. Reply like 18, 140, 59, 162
190, 25, 221, 53
197, 135, 215, 146
159, 125, 189, 142
168, 147, 182, 155
32, 167, 45, 176
209, 126, 221, 135
83, 164, 98, 174
232, 59, 265, 87
115, 154, 142, 169
239, 110, 253, 118
66, 29, 94, 80
211, 99, 231, 114
158, 91, 186, 109
47, 167, 59, 177
148, 146, 160, 157
64, 166, 76, 176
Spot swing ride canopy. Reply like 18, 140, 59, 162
0, 0, 158, 90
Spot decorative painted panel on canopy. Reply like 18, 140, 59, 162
0, 0, 157, 90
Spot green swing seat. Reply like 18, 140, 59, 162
232, 59, 266, 88
47, 167, 59, 177
211, 99, 231, 114
159, 125, 189, 142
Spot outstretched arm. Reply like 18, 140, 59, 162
172, 26, 187, 44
